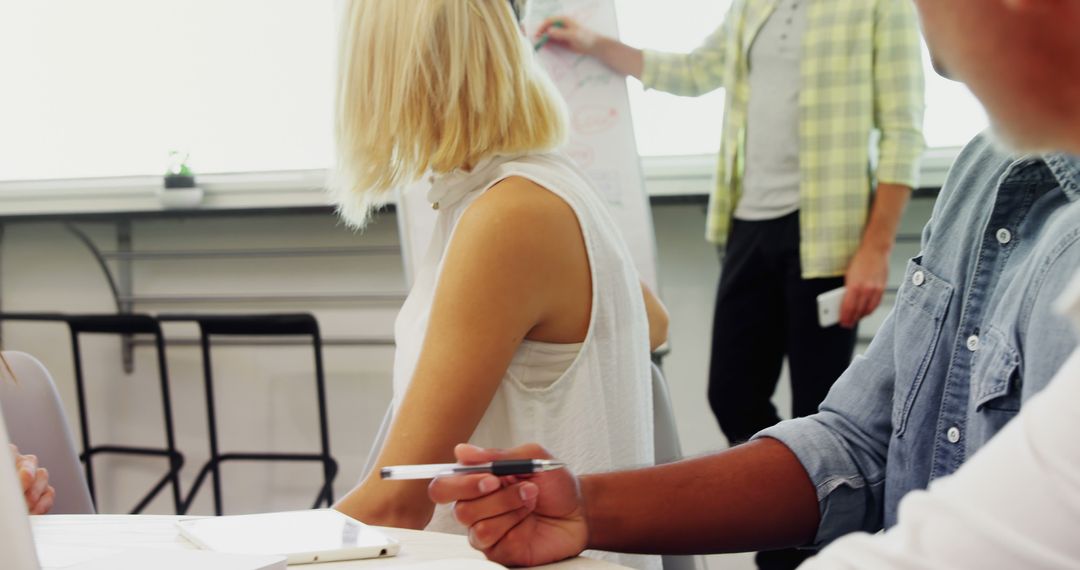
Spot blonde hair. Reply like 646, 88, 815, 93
332, 0, 568, 226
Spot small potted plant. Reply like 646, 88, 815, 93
160, 150, 204, 208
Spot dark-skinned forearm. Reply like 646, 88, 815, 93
580, 438, 819, 555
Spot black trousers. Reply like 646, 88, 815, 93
706, 212, 856, 570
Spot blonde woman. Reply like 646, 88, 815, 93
1, 354, 55, 515
330, 1, 665, 568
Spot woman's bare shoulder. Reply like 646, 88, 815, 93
457, 176, 583, 253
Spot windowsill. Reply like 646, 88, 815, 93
0, 148, 959, 218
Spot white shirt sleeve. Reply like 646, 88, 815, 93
799, 347, 1080, 569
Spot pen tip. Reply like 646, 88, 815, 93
380, 468, 391, 479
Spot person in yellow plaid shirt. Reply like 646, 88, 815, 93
539, 2, 924, 568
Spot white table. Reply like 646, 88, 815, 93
31, 515, 626, 569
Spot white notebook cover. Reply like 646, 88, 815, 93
178, 509, 400, 564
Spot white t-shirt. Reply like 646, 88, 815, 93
800, 271, 1080, 569
738, 0, 807, 221
392, 152, 659, 570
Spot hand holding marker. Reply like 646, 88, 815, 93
535, 17, 599, 56
534, 20, 565, 52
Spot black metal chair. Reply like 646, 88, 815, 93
159, 313, 337, 515
0, 312, 185, 514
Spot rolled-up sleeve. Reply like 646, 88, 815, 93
801, 348, 1080, 570
640, 12, 732, 97
872, 0, 926, 188
755, 315, 898, 546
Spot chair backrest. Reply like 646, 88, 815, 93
0, 400, 42, 569
651, 363, 684, 465
651, 364, 703, 570
0, 352, 95, 514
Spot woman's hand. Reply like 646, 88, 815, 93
11, 444, 55, 515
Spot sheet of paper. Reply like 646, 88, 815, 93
64, 549, 286, 570
36, 544, 124, 569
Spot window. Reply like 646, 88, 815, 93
921, 49, 989, 149
616, 0, 729, 158
0, 0, 337, 181
615, 0, 989, 156
0, 1, 988, 183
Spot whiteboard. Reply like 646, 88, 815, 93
399, 0, 658, 291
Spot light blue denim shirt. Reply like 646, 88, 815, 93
757, 134, 1080, 546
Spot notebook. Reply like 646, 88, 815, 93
178, 509, 401, 564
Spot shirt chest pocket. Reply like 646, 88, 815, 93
969, 326, 1023, 445
892, 257, 955, 437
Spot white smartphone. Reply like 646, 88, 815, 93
817, 286, 847, 328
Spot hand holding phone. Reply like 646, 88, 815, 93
817, 287, 847, 328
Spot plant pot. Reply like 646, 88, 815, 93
164, 174, 197, 189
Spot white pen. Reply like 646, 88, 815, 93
380, 459, 566, 480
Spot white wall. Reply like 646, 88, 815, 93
0, 198, 932, 567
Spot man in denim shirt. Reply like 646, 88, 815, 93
428, 0, 1080, 565
755, 139, 1080, 544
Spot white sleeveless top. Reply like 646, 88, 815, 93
392, 152, 658, 570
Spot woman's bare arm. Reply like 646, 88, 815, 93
334, 177, 592, 528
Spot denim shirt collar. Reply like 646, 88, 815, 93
998, 154, 1080, 202
1045, 154, 1080, 202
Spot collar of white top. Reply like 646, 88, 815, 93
427, 153, 518, 211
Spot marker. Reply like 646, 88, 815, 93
534, 20, 565, 52
381, 459, 566, 480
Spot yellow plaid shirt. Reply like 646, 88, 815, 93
642, 0, 925, 278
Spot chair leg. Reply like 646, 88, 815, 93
200, 332, 225, 516
312, 333, 335, 506
69, 331, 98, 510
155, 332, 185, 514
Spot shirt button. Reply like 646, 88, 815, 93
996, 228, 1013, 245
431, 202, 440, 210
947, 426, 961, 444
967, 335, 980, 352
912, 271, 926, 287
